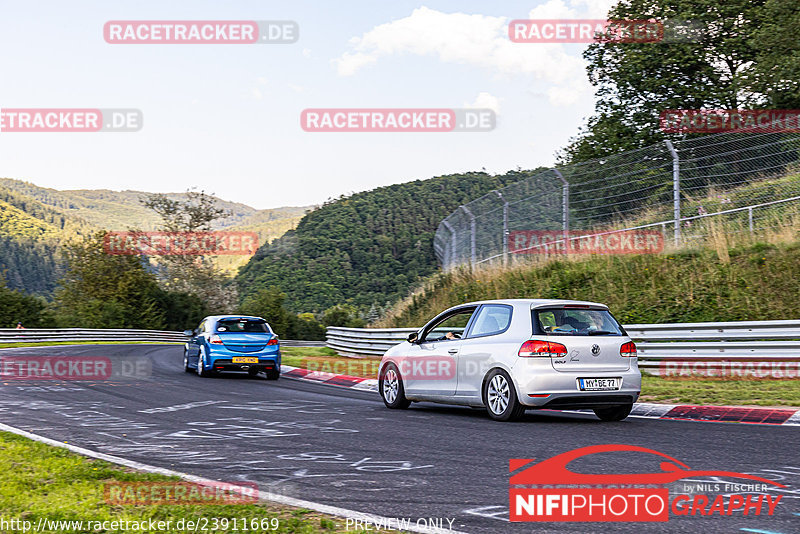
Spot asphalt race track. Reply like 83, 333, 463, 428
0, 345, 797, 533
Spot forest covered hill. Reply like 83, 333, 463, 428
236, 169, 548, 315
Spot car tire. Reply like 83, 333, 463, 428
183, 349, 192, 373
196, 348, 214, 378
593, 404, 633, 422
379, 363, 411, 409
265, 368, 280, 380
484, 369, 525, 422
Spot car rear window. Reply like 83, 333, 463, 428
216, 319, 271, 333
534, 308, 622, 336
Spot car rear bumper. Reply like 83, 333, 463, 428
511, 357, 641, 408
207, 356, 280, 372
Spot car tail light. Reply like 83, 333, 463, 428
267, 338, 278, 346
210, 335, 223, 345
519, 340, 568, 358
620, 341, 637, 357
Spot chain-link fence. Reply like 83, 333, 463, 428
434, 131, 800, 269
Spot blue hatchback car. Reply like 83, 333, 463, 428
183, 315, 281, 379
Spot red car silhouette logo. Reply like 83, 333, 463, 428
510, 444, 785, 487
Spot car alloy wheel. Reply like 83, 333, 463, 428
484, 369, 525, 421
196, 348, 213, 377
183, 350, 192, 372
379, 364, 410, 409
487, 374, 509, 414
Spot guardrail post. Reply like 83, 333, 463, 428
553, 169, 569, 253
460, 205, 477, 268
493, 190, 509, 266
665, 140, 680, 247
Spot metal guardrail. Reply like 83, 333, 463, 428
0, 329, 325, 347
326, 321, 800, 373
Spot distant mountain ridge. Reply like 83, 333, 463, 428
0, 178, 313, 295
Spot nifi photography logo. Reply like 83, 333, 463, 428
509, 444, 784, 523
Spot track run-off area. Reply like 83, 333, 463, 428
0, 344, 797, 534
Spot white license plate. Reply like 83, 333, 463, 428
578, 378, 620, 391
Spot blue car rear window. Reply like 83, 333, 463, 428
216, 319, 270, 333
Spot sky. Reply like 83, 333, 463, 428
0, 0, 616, 209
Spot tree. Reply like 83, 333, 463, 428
560, 0, 770, 164
141, 190, 237, 313
294, 312, 326, 340
0, 274, 53, 327
322, 304, 365, 328
239, 286, 294, 337
54, 232, 166, 328
750, 0, 800, 107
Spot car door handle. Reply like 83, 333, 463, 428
448, 349, 458, 354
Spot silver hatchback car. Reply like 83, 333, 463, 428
378, 299, 641, 422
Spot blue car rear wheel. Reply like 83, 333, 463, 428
196, 347, 215, 378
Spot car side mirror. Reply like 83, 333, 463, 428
407, 332, 418, 344
183, 330, 194, 337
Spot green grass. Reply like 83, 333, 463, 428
640, 375, 800, 408
0, 340, 182, 349
0, 431, 392, 533
280, 347, 379, 378
280, 346, 339, 359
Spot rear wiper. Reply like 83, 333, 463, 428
587, 330, 617, 335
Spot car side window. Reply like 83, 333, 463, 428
468, 305, 512, 338
421, 308, 476, 343
197, 320, 207, 334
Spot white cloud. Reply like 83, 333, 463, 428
333, 6, 583, 85
467, 92, 500, 113
546, 85, 583, 106
251, 88, 263, 100
332, 3, 614, 106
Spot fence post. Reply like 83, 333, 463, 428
665, 140, 680, 247
441, 219, 456, 269
553, 169, 569, 253
460, 205, 477, 267
493, 190, 509, 266
748, 206, 754, 234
